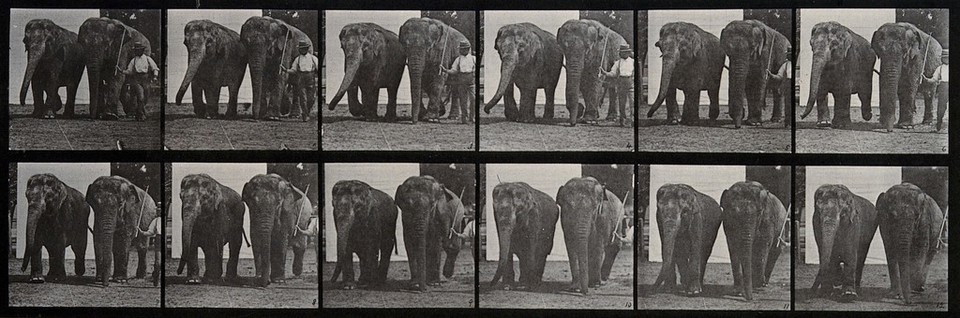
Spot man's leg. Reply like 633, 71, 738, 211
134, 76, 146, 121
302, 75, 317, 121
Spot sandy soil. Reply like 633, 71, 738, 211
322, 104, 475, 151
638, 104, 791, 153
8, 251, 160, 307
480, 104, 635, 152
322, 247, 476, 308
165, 103, 318, 150
9, 103, 161, 150
636, 260, 791, 310
165, 248, 319, 308
478, 248, 634, 309
796, 106, 948, 154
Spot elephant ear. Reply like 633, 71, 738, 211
269, 21, 290, 53
720, 189, 730, 210
751, 22, 768, 59
120, 180, 143, 236
427, 19, 445, 46
556, 185, 567, 206
678, 26, 703, 60
875, 192, 888, 214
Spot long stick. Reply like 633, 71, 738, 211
135, 186, 150, 237
918, 36, 932, 85
937, 208, 948, 249
114, 29, 127, 76
279, 29, 290, 76
438, 29, 449, 76
295, 185, 311, 233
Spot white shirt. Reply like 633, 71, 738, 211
291, 53, 319, 73
607, 57, 635, 77
935, 64, 949, 83
125, 55, 159, 76
451, 54, 476, 73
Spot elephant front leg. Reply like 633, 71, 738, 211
226, 233, 242, 282
360, 86, 381, 122
292, 247, 305, 278
587, 236, 603, 288
191, 84, 206, 118
665, 88, 680, 125
111, 234, 132, 283
226, 83, 240, 119
896, 86, 918, 129
204, 88, 222, 120
425, 238, 443, 286
708, 87, 721, 121
503, 85, 520, 121
832, 91, 853, 128
680, 89, 702, 125
385, 85, 399, 121
269, 233, 288, 284
200, 244, 224, 284
543, 86, 557, 120
518, 89, 537, 123
44, 80, 64, 118
46, 245, 67, 282
31, 78, 46, 118
64, 84, 79, 118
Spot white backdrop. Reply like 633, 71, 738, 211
323, 163, 421, 262
324, 11, 419, 105
798, 9, 891, 107
804, 166, 900, 265
484, 164, 582, 261
648, 165, 747, 263
166, 10, 260, 104
15, 163, 109, 259
483, 11, 579, 106
9, 9, 100, 105
647, 10, 741, 106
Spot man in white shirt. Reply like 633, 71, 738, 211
600, 44, 634, 126
922, 49, 949, 131
283, 41, 318, 122
118, 42, 158, 121
441, 40, 476, 124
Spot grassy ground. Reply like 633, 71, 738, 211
796, 106, 948, 153
9, 103, 161, 150
8, 251, 160, 307
165, 248, 318, 308
795, 249, 948, 311
322, 104, 475, 151
636, 260, 791, 310
480, 104, 634, 151
478, 248, 634, 309
322, 247, 476, 308
638, 104, 791, 153
165, 103, 318, 150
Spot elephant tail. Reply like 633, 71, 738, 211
330, 261, 342, 282
241, 227, 252, 248
177, 258, 186, 275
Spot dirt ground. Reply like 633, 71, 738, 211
638, 104, 791, 153
166, 103, 318, 150
8, 251, 160, 307
322, 104, 475, 151
165, 248, 319, 308
795, 249, 948, 311
322, 248, 476, 308
480, 104, 634, 151
478, 248, 634, 309
636, 259, 791, 310
796, 106, 948, 153
9, 103, 161, 150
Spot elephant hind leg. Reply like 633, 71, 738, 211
543, 85, 557, 120
385, 85, 399, 120
226, 233, 242, 280
377, 235, 395, 284
31, 79, 46, 118
64, 84, 79, 117
226, 84, 241, 118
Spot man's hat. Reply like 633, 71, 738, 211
458, 40, 471, 49
298, 41, 310, 49
132, 42, 145, 50
618, 44, 632, 53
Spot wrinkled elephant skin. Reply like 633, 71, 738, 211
329, 180, 398, 290
556, 177, 624, 294
177, 174, 246, 285
720, 181, 788, 301
395, 176, 466, 291
489, 182, 559, 290
484, 23, 563, 123
176, 20, 248, 119
648, 22, 725, 126
85, 176, 158, 286
21, 174, 91, 283
651, 184, 722, 296
328, 23, 406, 121
876, 183, 944, 305
20, 19, 85, 119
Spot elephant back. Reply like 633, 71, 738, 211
241, 16, 314, 67
79, 18, 152, 64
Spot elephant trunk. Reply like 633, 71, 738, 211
86, 58, 102, 119
565, 55, 584, 126
802, 53, 828, 119
739, 228, 755, 300
20, 44, 46, 106
406, 48, 427, 123
574, 216, 592, 294
648, 56, 677, 117
484, 54, 517, 113
251, 208, 275, 287
94, 209, 117, 286
328, 49, 362, 111
177, 208, 198, 275
653, 223, 679, 292
489, 221, 514, 286
878, 54, 903, 131
249, 51, 267, 119
21, 205, 43, 272
331, 214, 353, 282
729, 58, 750, 128
896, 224, 913, 303
176, 45, 206, 105
813, 223, 837, 291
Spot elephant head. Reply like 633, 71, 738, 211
176, 174, 224, 275
395, 176, 464, 290
652, 183, 711, 294
557, 20, 624, 126
20, 19, 72, 107
720, 181, 785, 300
876, 183, 943, 304
22, 174, 87, 277
556, 176, 607, 294
78, 18, 150, 119
720, 20, 786, 128
85, 176, 156, 287
399, 18, 461, 123
871, 23, 942, 131
485, 23, 545, 113
242, 173, 304, 287
649, 22, 705, 112
241, 16, 313, 119
176, 20, 244, 105
328, 23, 388, 113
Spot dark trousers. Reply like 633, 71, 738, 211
609, 76, 632, 125
296, 72, 318, 121
936, 82, 949, 130
127, 73, 149, 120
448, 72, 474, 123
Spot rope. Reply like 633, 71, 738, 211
54, 119, 74, 150
217, 121, 235, 150
918, 36, 932, 86
376, 120, 393, 150
115, 29, 127, 76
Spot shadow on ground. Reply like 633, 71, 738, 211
638, 104, 791, 153
636, 259, 790, 310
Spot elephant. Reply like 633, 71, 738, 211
21, 174, 91, 283
800, 22, 876, 129
399, 18, 468, 124
651, 184, 722, 296
327, 23, 406, 121
647, 22, 725, 125
555, 177, 624, 294
241, 16, 314, 120
329, 180, 399, 289
871, 23, 943, 131
557, 19, 628, 126
719, 181, 789, 300
488, 182, 560, 290
176, 174, 246, 285
810, 184, 878, 301
78, 17, 152, 120
175, 20, 248, 119
19, 19, 86, 119
85, 176, 157, 286
241, 173, 312, 287
876, 183, 945, 305
395, 176, 466, 291
483, 22, 563, 123
720, 20, 791, 128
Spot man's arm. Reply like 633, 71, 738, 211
600, 60, 618, 77
120, 58, 136, 75
148, 57, 159, 77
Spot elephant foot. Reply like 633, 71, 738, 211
101, 113, 120, 121
265, 116, 281, 121
272, 278, 286, 284
770, 117, 783, 123
589, 281, 605, 288
28, 276, 45, 284
514, 284, 532, 291
922, 118, 933, 125
839, 290, 858, 302
832, 121, 852, 129
342, 281, 357, 290
564, 286, 582, 294
885, 289, 902, 299
683, 288, 702, 297
680, 118, 699, 126
815, 120, 832, 128
913, 285, 925, 293
666, 119, 679, 125
185, 277, 202, 285
43, 112, 56, 119
402, 283, 426, 292
745, 119, 762, 127
427, 280, 445, 287
110, 277, 128, 284
383, 115, 398, 122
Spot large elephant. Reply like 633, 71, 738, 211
175, 20, 248, 119
78, 17, 151, 120
483, 22, 563, 123
651, 184, 722, 296
85, 176, 157, 286
395, 176, 466, 291
876, 183, 945, 305
488, 182, 560, 290
399, 18, 468, 124
557, 19, 628, 126
20, 19, 85, 119
647, 22, 725, 125
21, 174, 91, 283
176, 174, 246, 285
720, 20, 791, 128
329, 180, 398, 289
719, 181, 788, 300
556, 177, 624, 294
800, 22, 876, 129
871, 23, 943, 131
810, 184, 878, 301
242, 174, 311, 287
241, 16, 314, 120
327, 23, 406, 121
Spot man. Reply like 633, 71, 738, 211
282, 41, 319, 122
922, 49, 949, 131
600, 44, 634, 127
441, 40, 476, 124
118, 42, 158, 121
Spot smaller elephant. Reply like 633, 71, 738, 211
85, 176, 158, 286
876, 183, 945, 305
810, 184, 878, 302
800, 21, 876, 129
647, 22, 725, 125
176, 19, 248, 119
488, 182, 560, 291
177, 174, 247, 285
20, 19, 85, 119
330, 180, 399, 290
720, 20, 791, 128
242, 174, 308, 287
395, 176, 466, 291
328, 23, 406, 121
651, 184, 722, 296
556, 177, 624, 294
720, 181, 788, 301
871, 23, 943, 131
21, 174, 91, 283
484, 22, 563, 123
